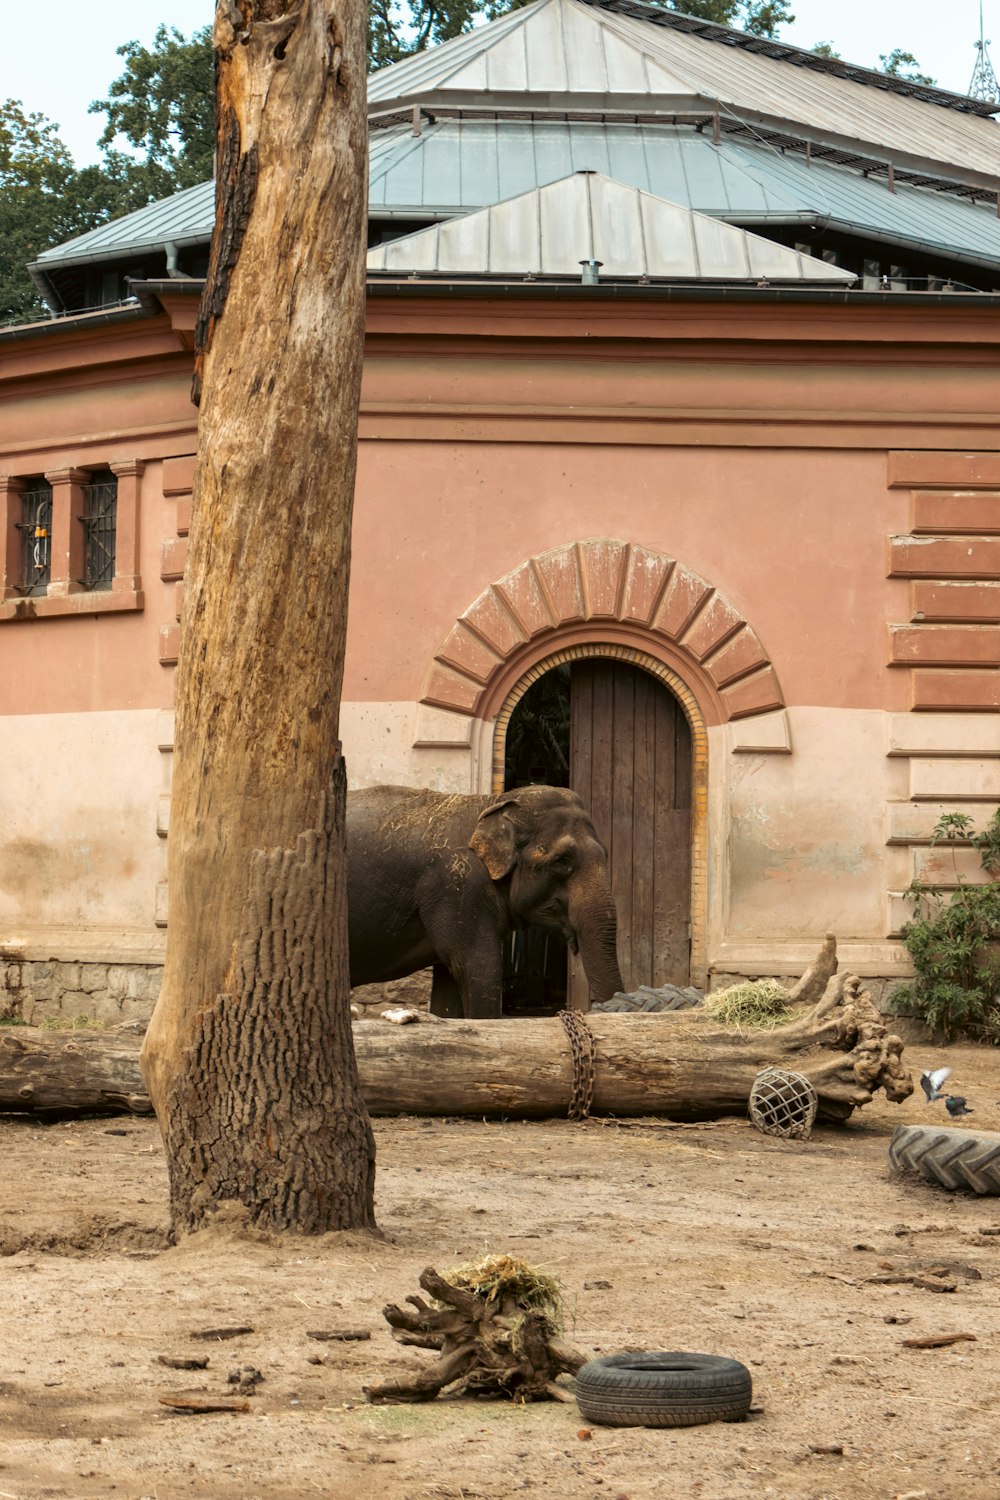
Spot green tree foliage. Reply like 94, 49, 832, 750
878, 47, 936, 86
88, 24, 214, 204
0, 101, 123, 322
2, 24, 213, 322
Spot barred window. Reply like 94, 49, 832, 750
80, 470, 117, 591
16, 479, 53, 596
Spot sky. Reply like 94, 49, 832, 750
1, 0, 996, 167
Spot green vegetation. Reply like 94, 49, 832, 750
0, 101, 130, 322
89, 24, 215, 204
878, 48, 936, 85
894, 809, 1000, 1043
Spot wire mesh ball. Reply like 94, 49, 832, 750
748, 1067, 818, 1140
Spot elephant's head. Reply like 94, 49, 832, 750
469, 785, 623, 1003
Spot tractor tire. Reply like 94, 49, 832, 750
592, 984, 704, 1015
889, 1123, 1000, 1196
574, 1351, 752, 1428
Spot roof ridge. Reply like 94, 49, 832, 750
368, 0, 552, 97
579, 0, 999, 117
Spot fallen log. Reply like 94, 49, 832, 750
0, 1026, 152, 1115
0, 953, 911, 1121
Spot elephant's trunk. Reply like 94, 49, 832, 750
569, 893, 623, 1003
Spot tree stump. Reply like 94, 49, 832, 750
364, 1262, 587, 1405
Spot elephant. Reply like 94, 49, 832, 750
347, 784, 623, 1019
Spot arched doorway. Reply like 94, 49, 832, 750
501, 655, 693, 1010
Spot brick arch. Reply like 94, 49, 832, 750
421, 539, 784, 723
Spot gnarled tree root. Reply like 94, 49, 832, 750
363, 1267, 587, 1405
764, 968, 912, 1120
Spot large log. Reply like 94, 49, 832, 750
0, 1028, 152, 1116
0, 969, 911, 1122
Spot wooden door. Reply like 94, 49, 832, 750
568, 659, 692, 1004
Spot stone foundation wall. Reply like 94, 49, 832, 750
1, 959, 163, 1027
0, 957, 433, 1029
350, 970, 432, 1017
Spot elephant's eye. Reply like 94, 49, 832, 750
535, 844, 547, 856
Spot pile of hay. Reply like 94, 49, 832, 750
446, 1252, 564, 1324
704, 978, 794, 1031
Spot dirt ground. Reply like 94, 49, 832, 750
1, 1040, 998, 1500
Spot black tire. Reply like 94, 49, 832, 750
574, 1352, 752, 1428
592, 984, 704, 1015
889, 1123, 1000, 1196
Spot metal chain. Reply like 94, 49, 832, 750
558, 1008, 597, 1121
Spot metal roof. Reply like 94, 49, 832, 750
29, 0, 1000, 288
368, 0, 1000, 189
718, 139, 1000, 277
368, 120, 1000, 276
369, 120, 801, 216
33, 136, 422, 269
33, 116, 1000, 282
39, 112, 1000, 282
33, 179, 215, 268
366, 170, 855, 282
367, 0, 697, 101
585, 0, 996, 115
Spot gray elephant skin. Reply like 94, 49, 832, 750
347, 784, 623, 1018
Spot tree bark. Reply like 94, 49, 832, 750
139, 0, 375, 1235
6, 973, 912, 1122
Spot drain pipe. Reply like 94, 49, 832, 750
579, 259, 603, 285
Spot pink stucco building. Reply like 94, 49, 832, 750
2, 0, 999, 1021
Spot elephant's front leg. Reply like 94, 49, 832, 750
420, 860, 506, 1020
430, 965, 464, 1019
429, 950, 504, 1019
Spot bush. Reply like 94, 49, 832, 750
895, 809, 1000, 1043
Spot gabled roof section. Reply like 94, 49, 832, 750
33, 180, 215, 268
365, 170, 856, 283
368, 0, 699, 102
367, 0, 1000, 191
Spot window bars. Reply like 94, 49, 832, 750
16, 480, 53, 595
79, 471, 117, 590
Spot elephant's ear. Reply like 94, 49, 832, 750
469, 799, 520, 880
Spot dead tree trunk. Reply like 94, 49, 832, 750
364, 1266, 587, 1405
5, 970, 913, 1122
139, 0, 375, 1236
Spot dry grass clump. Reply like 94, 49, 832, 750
704, 978, 793, 1031
445, 1252, 565, 1329
38, 1014, 107, 1032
